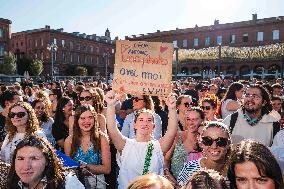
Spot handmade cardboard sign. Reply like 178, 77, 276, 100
113, 40, 173, 96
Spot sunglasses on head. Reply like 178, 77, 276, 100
132, 97, 144, 102
79, 96, 92, 101
8, 111, 26, 119
201, 136, 229, 147
16, 136, 42, 148
201, 106, 211, 110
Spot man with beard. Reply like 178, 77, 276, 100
223, 84, 281, 146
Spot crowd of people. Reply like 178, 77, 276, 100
0, 76, 284, 189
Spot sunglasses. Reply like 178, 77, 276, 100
132, 97, 144, 102
201, 106, 211, 110
201, 136, 229, 147
79, 96, 92, 101
8, 111, 27, 119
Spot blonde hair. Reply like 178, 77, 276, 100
127, 174, 174, 189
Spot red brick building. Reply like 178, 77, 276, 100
0, 18, 12, 62
10, 26, 115, 77
126, 14, 284, 78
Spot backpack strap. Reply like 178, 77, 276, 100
229, 112, 239, 133
272, 121, 281, 138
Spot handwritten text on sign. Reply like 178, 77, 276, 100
113, 40, 173, 96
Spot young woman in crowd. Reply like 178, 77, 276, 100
64, 105, 111, 189
48, 88, 63, 117
105, 91, 178, 189
0, 102, 46, 163
271, 96, 283, 113
181, 169, 228, 189
221, 82, 244, 119
52, 96, 74, 150
177, 122, 231, 187
176, 95, 193, 131
122, 94, 162, 139
94, 87, 108, 116
6, 135, 84, 189
24, 86, 35, 104
126, 173, 174, 189
200, 97, 222, 121
32, 99, 56, 145
228, 139, 284, 189
79, 89, 104, 115
164, 107, 204, 186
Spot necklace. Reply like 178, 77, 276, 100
142, 142, 154, 175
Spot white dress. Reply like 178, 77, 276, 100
0, 130, 46, 163
117, 138, 164, 189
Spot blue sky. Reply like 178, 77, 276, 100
1, 0, 284, 39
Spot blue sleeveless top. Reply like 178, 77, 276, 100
73, 143, 102, 165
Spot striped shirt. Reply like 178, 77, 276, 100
177, 158, 202, 186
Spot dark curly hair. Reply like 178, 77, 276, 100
245, 84, 273, 115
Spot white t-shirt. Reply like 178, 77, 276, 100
0, 130, 46, 163
117, 138, 164, 189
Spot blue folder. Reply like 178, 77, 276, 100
56, 150, 80, 168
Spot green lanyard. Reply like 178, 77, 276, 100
142, 142, 154, 175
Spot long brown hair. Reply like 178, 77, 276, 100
6, 102, 39, 142
70, 105, 101, 157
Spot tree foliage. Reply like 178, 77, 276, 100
65, 65, 91, 76
0, 52, 17, 75
16, 56, 33, 75
75, 66, 88, 76
30, 59, 44, 76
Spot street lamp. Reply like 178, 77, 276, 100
281, 55, 284, 78
218, 43, 222, 76
47, 43, 58, 79
174, 45, 179, 81
103, 52, 109, 83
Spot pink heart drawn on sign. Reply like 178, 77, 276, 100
160, 45, 168, 53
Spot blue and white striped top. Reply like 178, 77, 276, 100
177, 158, 202, 186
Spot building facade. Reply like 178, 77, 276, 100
0, 18, 12, 62
126, 14, 284, 78
10, 26, 115, 77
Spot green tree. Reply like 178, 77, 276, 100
83, 64, 93, 75
17, 56, 33, 75
30, 59, 44, 76
65, 65, 76, 75
75, 66, 88, 76
0, 52, 17, 75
